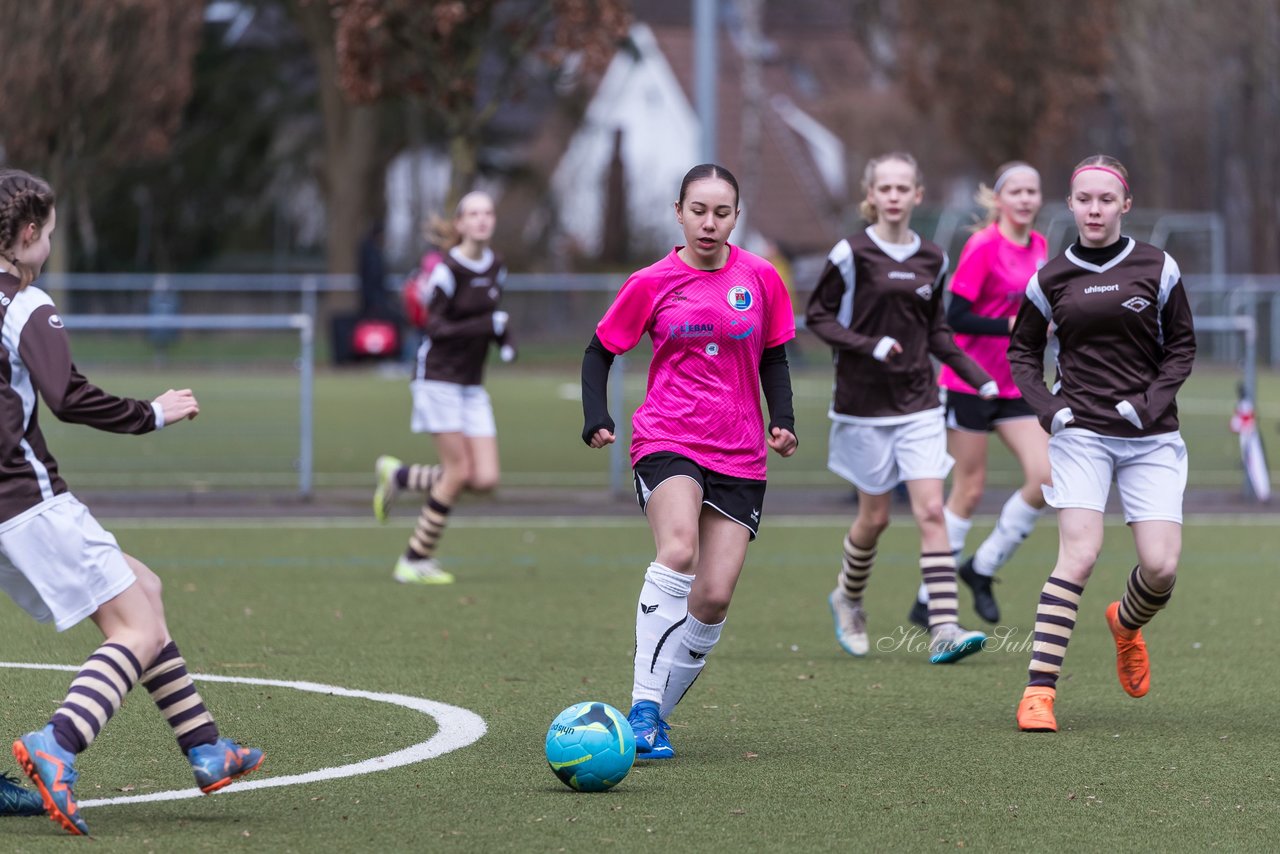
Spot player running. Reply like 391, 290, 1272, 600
0, 169, 262, 836
581, 164, 797, 760
1009, 155, 1196, 732
807, 151, 997, 665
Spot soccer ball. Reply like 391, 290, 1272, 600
545, 701, 636, 792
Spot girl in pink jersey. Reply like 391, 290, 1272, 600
808, 152, 996, 665
0, 170, 262, 835
580, 164, 797, 760
907, 162, 1051, 627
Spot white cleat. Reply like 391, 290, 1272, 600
828, 589, 869, 656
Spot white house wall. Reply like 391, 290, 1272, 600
551, 24, 701, 259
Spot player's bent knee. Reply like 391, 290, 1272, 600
656, 543, 697, 574
467, 473, 499, 493
1141, 560, 1178, 588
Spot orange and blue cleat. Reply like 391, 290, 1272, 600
189, 738, 265, 794
12, 725, 89, 836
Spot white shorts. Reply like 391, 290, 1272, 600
1042, 429, 1187, 523
410, 380, 497, 437
827, 411, 954, 495
0, 494, 136, 632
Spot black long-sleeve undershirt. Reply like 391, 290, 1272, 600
946, 293, 1009, 336
580, 335, 616, 444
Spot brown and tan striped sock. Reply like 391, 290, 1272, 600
1117, 565, 1174, 630
837, 536, 875, 603
921, 551, 959, 629
1027, 576, 1083, 688
406, 492, 452, 561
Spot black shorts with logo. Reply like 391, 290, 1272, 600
632, 452, 767, 539
945, 390, 1036, 433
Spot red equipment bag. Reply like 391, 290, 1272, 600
403, 250, 444, 329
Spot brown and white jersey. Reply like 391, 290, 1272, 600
414, 247, 507, 386
806, 228, 993, 422
1008, 238, 1196, 438
0, 272, 159, 523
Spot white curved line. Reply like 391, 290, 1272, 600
0, 662, 487, 808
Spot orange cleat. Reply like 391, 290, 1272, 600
1106, 601, 1150, 698
1016, 686, 1058, 732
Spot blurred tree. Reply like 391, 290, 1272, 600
292, 0, 394, 274
323, 0, 629, 216
0, 0, 202, 271
94, 0, 326, 273
1112, 0, 1279, 273
893, 0, 1114, 172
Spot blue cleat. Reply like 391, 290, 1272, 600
0, 771, 46, 817
929, 623, 987, 665
189, 738, 265, 794
627, 701, 675, 760
648, 718, 675, 759
12, 725, 89, 836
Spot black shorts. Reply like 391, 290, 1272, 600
945, 391, 1036, 433
632, 452, 767, 539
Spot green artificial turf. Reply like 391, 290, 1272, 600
2, 518, 1277, 851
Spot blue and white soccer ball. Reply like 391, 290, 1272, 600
545, 701, 636, 792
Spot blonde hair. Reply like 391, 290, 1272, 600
972, 161, 1039, 231
422, 190, 496, 249
859, 152, 922, 224
1070, 154, 1131, 199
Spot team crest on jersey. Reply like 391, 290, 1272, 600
48, 314, 64, 328
914, 284, 933, 300
1121, 296, 1152, 313
727, 286, 753, 311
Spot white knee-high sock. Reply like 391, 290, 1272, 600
632, 562, 693, 707
972, 492, 1042, 577
921, 508, 974, 603
660, 615, 724, 719
944, 507, 972, 554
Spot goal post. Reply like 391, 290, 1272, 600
62, 313, 316, 497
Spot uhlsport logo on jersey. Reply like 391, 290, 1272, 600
727, 286, 752, 311
1121, 296, 1152, 313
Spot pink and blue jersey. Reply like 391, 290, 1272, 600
595, 245, 796, 480
938, 223, 1048, 398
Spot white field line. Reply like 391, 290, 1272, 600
0, 662, 487, 809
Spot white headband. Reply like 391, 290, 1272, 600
993, 164, 1040, 193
